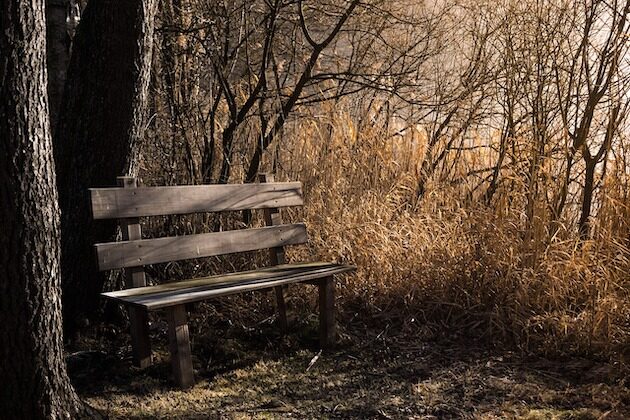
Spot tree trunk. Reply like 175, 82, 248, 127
0, 0, 85, 416
54, 0, 158, 335
46, 0, 72, 131
578, 160, 597, 239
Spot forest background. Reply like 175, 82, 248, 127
3, 0, 630, 417
89, 0, 630, 358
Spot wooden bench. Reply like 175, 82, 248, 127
91, 174, 355, 388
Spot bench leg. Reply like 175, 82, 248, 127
167, 305, 194, 389
318, 276, 336, 350
129, 307, 152, 368
274, 286, 288, 332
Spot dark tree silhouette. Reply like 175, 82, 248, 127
0, 0, 87, 416
54, 0, 158, 334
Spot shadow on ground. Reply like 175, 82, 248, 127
68, 314, 630, 419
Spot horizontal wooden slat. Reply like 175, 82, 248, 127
95, 224, 308, 270
101, 262, 356, 310
90, 182, 303, 219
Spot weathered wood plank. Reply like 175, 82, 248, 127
90, 182, 303, 219
95, 223, 308, 270
117, 176, 152, 369
101, 262, 355, 310
167, 305, 194, 388
104, 262, 344, 297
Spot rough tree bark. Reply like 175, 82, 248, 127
54, 0, 158, 335
0, 0, 86, 417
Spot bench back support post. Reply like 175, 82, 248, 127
117, 176, 148, 288
259, 173, 286, 265
117, 176, 152, 368
259, 173, 288, 330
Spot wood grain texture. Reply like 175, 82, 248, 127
95, 223, 308, 270
90, 182, 303, 219
101, 262, 355, 310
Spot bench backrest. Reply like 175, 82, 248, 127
91, 175, 305, 276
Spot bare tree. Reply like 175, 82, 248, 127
153, 0, 444, 186
553, 0, 630, 238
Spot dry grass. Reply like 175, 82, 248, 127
137, 100, 630, 361
255, 106, 630, 359
74, 330, 630, 419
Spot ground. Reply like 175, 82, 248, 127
68, 309, 630, 419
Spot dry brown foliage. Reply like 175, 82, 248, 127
262, 106, 630, 358
136, 97, 630, 361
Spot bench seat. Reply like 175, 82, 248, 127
102, 262, 355, 311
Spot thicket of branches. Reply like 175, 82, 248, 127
149, 0, 630, 238
139, 0, 630, 355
